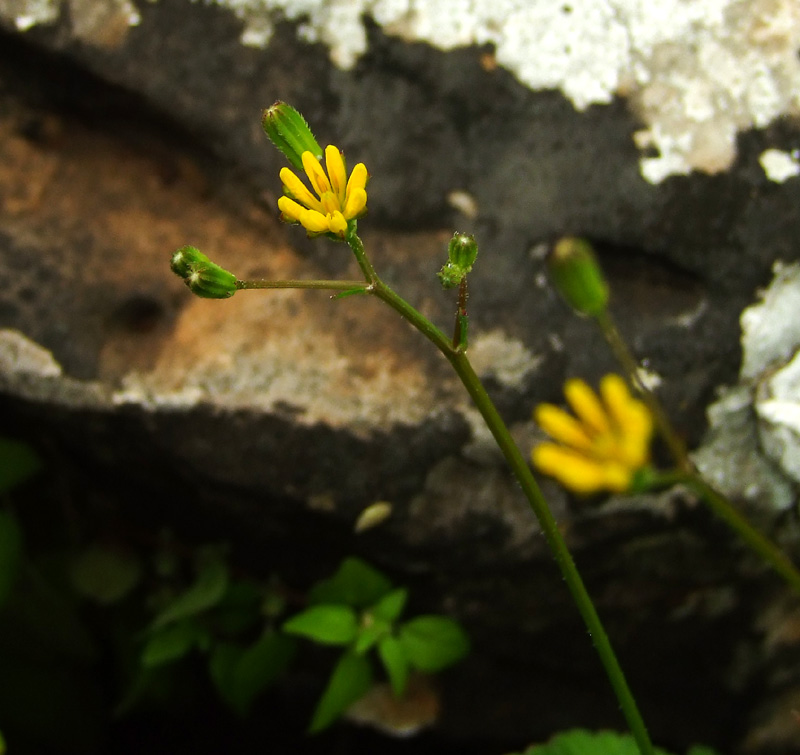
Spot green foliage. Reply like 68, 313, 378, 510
308, 556, 393, 607
0, 436, 42, 494
69, 545, 141, 605
508, 730, 720, 755
150, 550, 228, 629
209, 631, 296, 716
398, 615, 470, 672
0, 510, 22, 609
308, 651, 372, 734
285, 557, 470, 733
283, 604, 359, 646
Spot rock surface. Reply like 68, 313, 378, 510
2, 1, 800, 752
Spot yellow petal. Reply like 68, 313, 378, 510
328, 211, 348, 236
564, 378, 609, 435
280, 167, 323, 212
302, 151, 332, 197
320, 190, 340, 215
535, 404, 593, 451
532, 444, 615, 494
345, 163, 368, 199
277, 195, 305, 223
300, 209, 331, 234
343, 187, 367, 219
325, 145, 347, 204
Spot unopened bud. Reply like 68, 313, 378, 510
438, 233, 478, 289
547, 237, 609, 317
170, 246, 238, 299
262, 101, 323, 172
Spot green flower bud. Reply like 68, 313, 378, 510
547, 237, 609, 317
262, 101, 323, 172
438, 233, 479, 289
170, 246, 238, 299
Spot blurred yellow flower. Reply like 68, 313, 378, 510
532, 374, 653, 494
277, 145, 368, 238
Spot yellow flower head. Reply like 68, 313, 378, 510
277, 145, 368, 238
531, 374, 653, 495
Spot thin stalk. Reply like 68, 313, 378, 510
595, 310, 690, 472
596, 310, 800, 595
681, 473, 800, 594
238, 279, 365, 291
353, 238, 654, 755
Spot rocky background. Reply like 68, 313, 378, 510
2, 1, 800, 753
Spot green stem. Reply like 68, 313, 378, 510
350, 237, 654, 755
596, 310, 800, 596
680, 473, 800, 594
595, 310, 690, 472
238, 279, 365, 291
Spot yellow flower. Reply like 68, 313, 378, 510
532, 374, 653, 494
277, 145, 368, 238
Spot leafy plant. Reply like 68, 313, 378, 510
508, 729, 719, 755
282, 556, 469, 732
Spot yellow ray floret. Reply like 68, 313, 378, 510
532, 374, 653, 495
277, 145, 368, 238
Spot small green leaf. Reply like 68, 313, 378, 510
151, 554, 228, 629
210, 632, 296, 716
0, 436, 42, 493
308, 651, 372, 734
0, 727, 5, 754
141, 621, 208, 668
510, 729, 675, 755
353, 615, 390, 655
70, 545, 141, 605
0, 510, 23, 608
283, 604, 358, 645
308, 557, 393, 608
398, 615, 469, 672
371, 587, 408, 623
378, 634, 409, 697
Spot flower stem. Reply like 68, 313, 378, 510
596, 310, 800, 596
237, 279, 365, 291
348, 234, 655, 755
680, 473, 800, 594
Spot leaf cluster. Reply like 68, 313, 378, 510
282, 557, 470, 733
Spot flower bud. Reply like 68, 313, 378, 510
261, 101, 323, 172
170, 246, 238, 299
547, 237, 609, 317
438, 233, 479, 289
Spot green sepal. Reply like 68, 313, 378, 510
262, 101, 323, 172
171, 246, 239, 299
547, 237, 609, 317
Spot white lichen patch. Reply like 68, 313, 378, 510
6, 0, 800, 180
468, 329, 541, 389
759, 148, 800, 183
203, 0, 800, 183
1, 0, 139, 44
692, 262, 800, 511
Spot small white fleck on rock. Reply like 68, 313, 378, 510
759, 148, 800, 183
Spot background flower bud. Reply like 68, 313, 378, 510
547, 237, 609, 317
438, 233, 479, 289
171, 246, 238, 299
